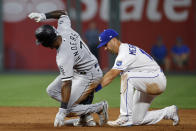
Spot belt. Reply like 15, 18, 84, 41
79, 72, 86, 75
78, 63, 98, 75
127, 68, 162, 73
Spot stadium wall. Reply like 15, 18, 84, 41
3, 0, 195, 71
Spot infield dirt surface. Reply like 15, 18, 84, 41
0, 107, 195, 131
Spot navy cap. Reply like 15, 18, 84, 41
97, 29, 119, 48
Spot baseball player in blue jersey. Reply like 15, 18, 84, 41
28, 10, 108, 127
95, 29, 179, 126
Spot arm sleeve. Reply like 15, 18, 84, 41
112, 45, 136, 71
57, 15, 71, 32
57, 49, 74, 81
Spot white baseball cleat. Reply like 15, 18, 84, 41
97, 101, 109, 126
165, 105, 180, 126
73, 115, 96, 127
170, 105, 180, 126
107, 115, 132, 127
64, 118, 79, 126
86, 120, 96, 126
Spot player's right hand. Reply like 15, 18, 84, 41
28, 13, 46, 22
54, 108, 67, 127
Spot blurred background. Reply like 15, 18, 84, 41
0, 0, 195, 72
0, 0, 196, 108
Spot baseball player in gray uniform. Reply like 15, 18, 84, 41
95, 29, 179, 126
28, 10, 108, 127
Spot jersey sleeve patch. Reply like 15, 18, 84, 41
116, 60, 122, 66
57, 15, 71, 31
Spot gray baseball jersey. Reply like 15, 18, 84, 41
47, 15, 103, 108
56, 15, 98, 81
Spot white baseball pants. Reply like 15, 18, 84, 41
46, 64, 103, 108
120, 69, 170, 125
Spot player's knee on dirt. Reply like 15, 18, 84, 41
146, 83, 163, 95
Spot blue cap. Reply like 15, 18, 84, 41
97, 29, 119, 48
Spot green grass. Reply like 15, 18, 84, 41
151, 75, 196, 108
0, 73, 196, 108
0, 73, 59, 107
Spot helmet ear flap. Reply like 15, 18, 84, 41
35, 24, 57, 47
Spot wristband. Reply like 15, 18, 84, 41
95, 84, 102, 92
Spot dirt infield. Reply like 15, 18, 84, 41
0, 107, 195, 131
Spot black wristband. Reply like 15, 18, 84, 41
61, 102, 68, 109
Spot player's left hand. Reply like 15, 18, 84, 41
54, 108, 68, 127
28, 12, 46, 22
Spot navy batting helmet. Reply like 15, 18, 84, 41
35, 24, 58, 47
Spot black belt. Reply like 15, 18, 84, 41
79, 72, 86, 75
